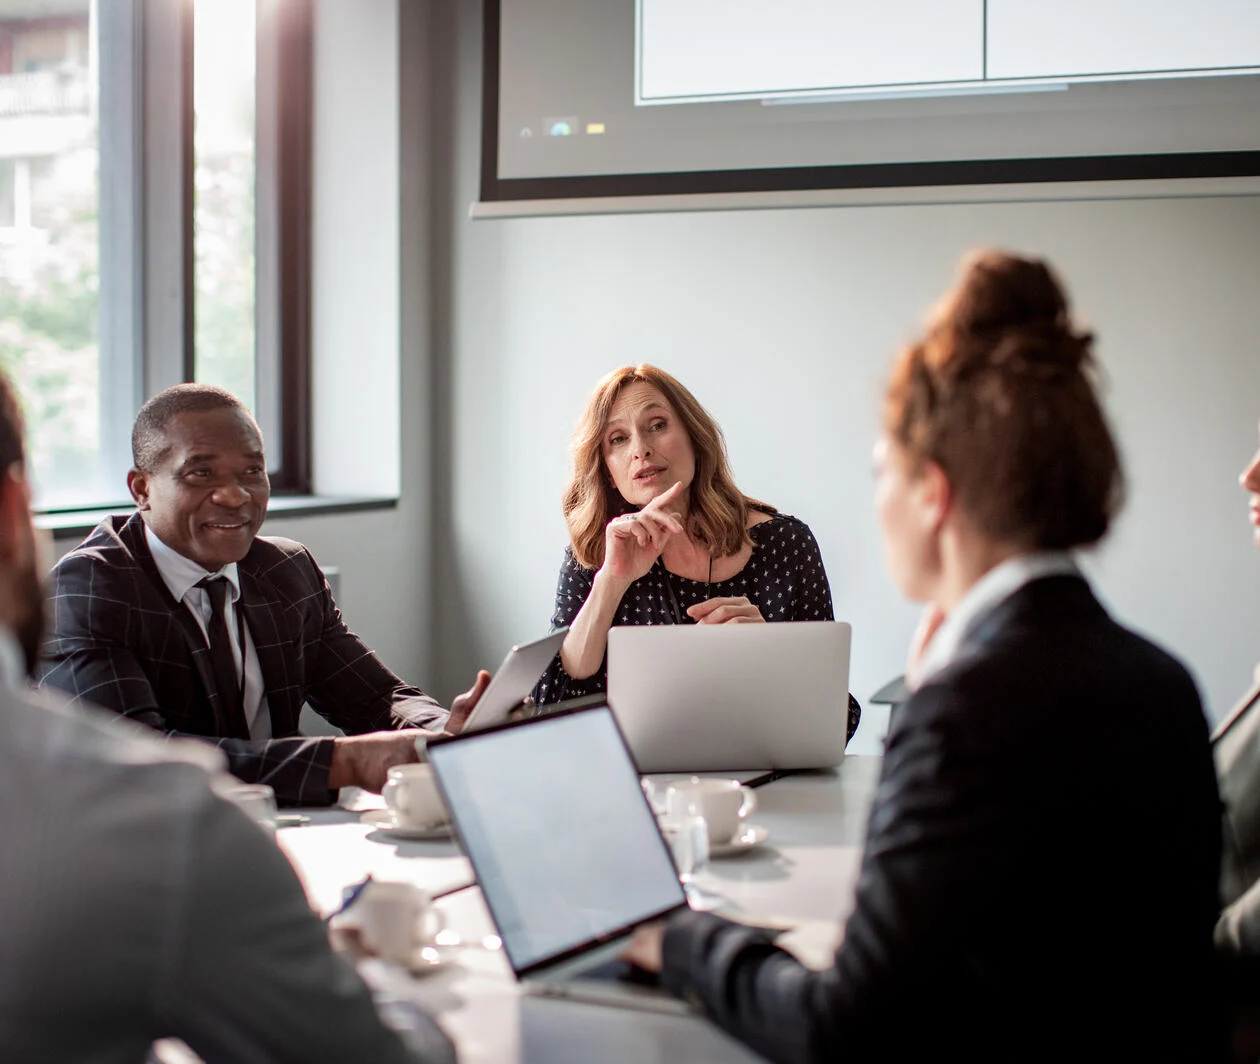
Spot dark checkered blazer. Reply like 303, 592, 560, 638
38, 512, 447, 805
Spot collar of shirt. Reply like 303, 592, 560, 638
145, 524, 241, 607
910, 551, 1081, 691
0, 625, 26, 693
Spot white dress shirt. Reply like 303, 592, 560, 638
911, 551, 1081, 691
145, 525, 271, 739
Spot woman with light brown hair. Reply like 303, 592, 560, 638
533, 363, 860, 743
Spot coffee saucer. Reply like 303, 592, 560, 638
361, 809, 454, 841
709, 823, 770, 858
330, 925, 454, 979
402, 943, 453, 977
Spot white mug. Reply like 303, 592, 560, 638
355, 880, 446, 965
382, 763, 448, 830
666, 777, 757, 845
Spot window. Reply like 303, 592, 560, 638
0, 2, 102, 509
0, 0, 310, 512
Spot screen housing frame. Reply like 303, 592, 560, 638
426, 701, 690, 979
479, 0, 1260, 206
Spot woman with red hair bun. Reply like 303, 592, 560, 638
622, 250, 1224, 1062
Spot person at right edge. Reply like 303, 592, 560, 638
1209, 414, 1260, 1058
622, 249, 1226, 1061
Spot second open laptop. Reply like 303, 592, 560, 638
425, 703, 692, 1014
606, 620, 852, 773
458, 627, 569, 733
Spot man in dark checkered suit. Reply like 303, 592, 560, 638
39, 384, 490, 806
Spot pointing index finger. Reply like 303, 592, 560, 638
659, 480, 684, 503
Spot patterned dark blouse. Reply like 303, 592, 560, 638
532, 512, 861, 742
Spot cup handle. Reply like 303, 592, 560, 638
419, 904, 446, 944
738, 786, 757, 819
382, 776, 406, 811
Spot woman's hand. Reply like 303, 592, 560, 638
687, 596, 765, 624
601, 480, 686, 586
619, 921, 666, 973
560, 482, 686, 682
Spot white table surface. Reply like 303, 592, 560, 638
686, 758, 879, 927
276, 754, 883, 1063
278, 792, 474, 917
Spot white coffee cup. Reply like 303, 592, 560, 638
666, 777, 757, 845
382, 763, 448, 830
213, 781, 278, 833
355, 880, 446, 965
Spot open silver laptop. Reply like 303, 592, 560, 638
425, 704, 692, 1014
607, 620, 851, 773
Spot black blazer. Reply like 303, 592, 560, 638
39, 513, 446, 805
661, 575, 1225, 1062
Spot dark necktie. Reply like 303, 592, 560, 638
196, 576, 250, 739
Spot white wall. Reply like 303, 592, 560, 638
431, 1, 1260, 747
310, 0, 400, 498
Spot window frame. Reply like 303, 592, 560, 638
254, 0, 312, 494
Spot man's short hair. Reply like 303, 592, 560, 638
131, 384, 252, 472
0, 368, 27, 471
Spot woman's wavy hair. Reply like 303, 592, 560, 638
563, 364, 773, 570
883, 249, 1124, 550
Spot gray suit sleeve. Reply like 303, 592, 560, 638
159, 792, 455, 1064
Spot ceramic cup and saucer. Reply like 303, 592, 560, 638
330, 878, 451, 976
664, 777, 770, 859
361, 763, 454, 841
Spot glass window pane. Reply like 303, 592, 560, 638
193, 0, 256, 412
0, 1, 102, 509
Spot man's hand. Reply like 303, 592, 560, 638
619, 921, 666, 973
687, 596, 765, 624
444, 669, 492, 734
328, 729, 425, 792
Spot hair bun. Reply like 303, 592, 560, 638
926, 249, 1093, 378
884, 248, 1123, 552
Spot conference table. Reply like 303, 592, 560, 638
276, 755, 883, 1063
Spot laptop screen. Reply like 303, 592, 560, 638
427, 704, 687, 975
